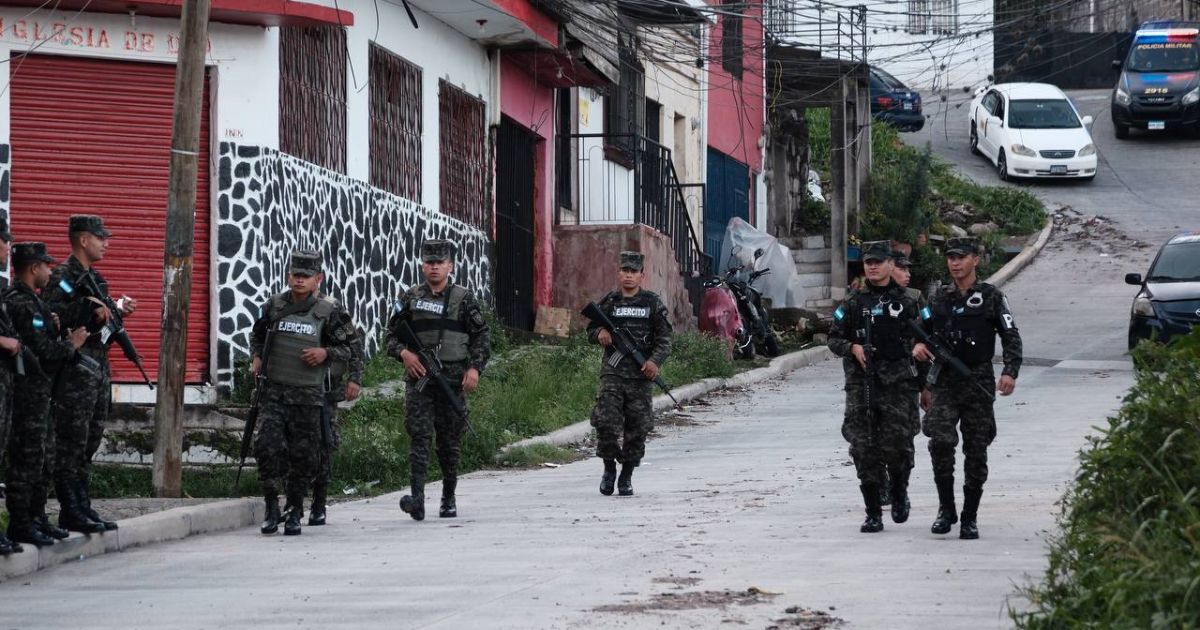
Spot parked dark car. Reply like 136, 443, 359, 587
1126, 232, 1200, 349
870, 67, 924, 132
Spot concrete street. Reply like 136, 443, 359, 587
0, 91, 1176, 629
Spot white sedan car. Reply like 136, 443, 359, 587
968, 83, 1098, 181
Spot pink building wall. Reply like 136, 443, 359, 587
500, 55, 556, 310
706, 1, 765, 173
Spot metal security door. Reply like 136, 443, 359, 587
704, 148, 749, 267
495, 117, 537, 330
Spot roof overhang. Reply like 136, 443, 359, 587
616, 0, 708, 25
505, 46, 611, 87
0, 0, 354, 27
405, 0, 557, 48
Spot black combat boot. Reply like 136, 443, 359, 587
859, 483, 884, 533
283, 496, 303, 536
261, 494, 281, 535
308, 484, 327, 526
930, 476, 958, 535
617, 463, 635, 496
56, 479, 106, 535
76, 479, 118, 531
9, 516, 56, 548
599, 459, 617, 496
399, 476, 425, 521
439, 476, 457, 518
890, 467, 911, 524
35, 515, 70, 540
959, 486, 983, 540
0, 532, 22, 555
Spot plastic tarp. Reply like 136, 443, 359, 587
717, 217, 807, 308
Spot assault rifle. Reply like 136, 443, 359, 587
394, 319, 477, 438
581, 301, 679, 406
79, 271, 153, 389
906, 319, 995, 399
235, 326, 274, 491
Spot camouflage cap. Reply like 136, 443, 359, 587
860, 240, 893, 262
619, 250, 644, 271
289, 249, 323, 276
11, 241, 57, 268
945, 237, 981, 256
68, 214, 112, 238
420, 239, 455, 263
0, 215, 10, 242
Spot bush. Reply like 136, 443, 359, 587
863, 142, 935, 244
931, 162, 1046, 235
1013, 330, 1200, 628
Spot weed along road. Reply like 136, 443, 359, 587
0, 249, 1137, 627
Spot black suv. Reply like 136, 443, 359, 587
1126, 232, 1200, 348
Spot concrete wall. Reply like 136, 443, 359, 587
707, 0, 765, 173
552, 224, 695, 331
643, 25, 708, 229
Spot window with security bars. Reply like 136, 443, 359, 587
438, 80, 488, 230
932, 0, 959, 35
279, 26, 347, 173
907, 0, 930, 34
369, 43, 422, 202
604, 29, 645, 164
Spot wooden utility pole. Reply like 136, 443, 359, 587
153, 0, 212, 497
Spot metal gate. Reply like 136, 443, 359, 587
704, 148, 750, 268
494, 117, 537, 330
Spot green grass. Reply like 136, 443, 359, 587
87, 464, 260, 498
495, 443, 584, 468
1013, 331, 1200, 628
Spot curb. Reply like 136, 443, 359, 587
985, 217, 1054, 288
0, 498, 263, 583
501, 345, 835, 454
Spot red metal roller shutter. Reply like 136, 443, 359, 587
9, 54, 212, 384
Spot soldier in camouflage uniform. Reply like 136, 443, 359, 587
913, 237, 1022, 540
387, 240, 490, 521
828, 241, 927, 533
41, 215, 137, 534
249, 250, 359, 536
0, 217, 20, 554
4, 243, 88, 547
876, 253, 926, 506
586, 251, 673, 497
308, 310, 364, 527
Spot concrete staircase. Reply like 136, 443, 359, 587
781, 235, 835, 312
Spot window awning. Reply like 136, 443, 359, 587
0, 0, 355, 28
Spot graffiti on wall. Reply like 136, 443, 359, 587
216, 142, 491, 391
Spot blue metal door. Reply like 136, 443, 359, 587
704, 148, 750, 270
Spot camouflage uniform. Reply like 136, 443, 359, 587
41, 217, 123, 531
586, 289, 672, 467
386, 240, 491, 520
250, 284, 358, 530
921, 263, 1022, 536
828, 241, 926, 531
4, 247, 78, 545
309, 316, 364, 525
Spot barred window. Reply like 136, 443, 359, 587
279, 26, 347, 173
369, 43, 422, 202
438, 80, 488, 229
605, 29, 645, 163
907, 0, 929, 35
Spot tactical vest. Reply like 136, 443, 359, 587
944, 289, 996, 366
408, 286, 470, 363
608, 296, 656, 355
858, 291, 911, 361
265, 295, 336, 387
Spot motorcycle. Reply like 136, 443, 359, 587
725, 247, 781, 359
698, 246, 780, 360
